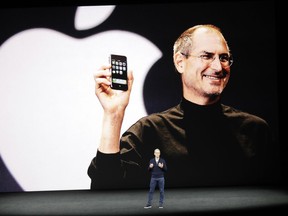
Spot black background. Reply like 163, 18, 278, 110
0, 0, 284, 192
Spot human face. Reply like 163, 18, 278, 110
154, 149, 160, 158
180, 29, 231, 104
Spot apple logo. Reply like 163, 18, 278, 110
0, 5, 162, 191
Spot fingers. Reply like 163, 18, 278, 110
127, 70, 134, 92
94, 65, 134, 94
94, 65, 111, 89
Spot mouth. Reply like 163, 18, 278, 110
203, 70, 227, 79
203, 74, 225, 80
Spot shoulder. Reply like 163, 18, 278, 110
144, 103, 182, 120
128, 103, 182, 128
221, 104, 269, 129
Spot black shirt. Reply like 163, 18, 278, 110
148, 157, 167, 178
88, 98, 276, 190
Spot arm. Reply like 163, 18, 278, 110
88, 65, 134, 190
148, 159, 154, 171
94, 64, 134, 153
159, 159, 167, 172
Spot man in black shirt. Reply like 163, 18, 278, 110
88, 24, 277, 190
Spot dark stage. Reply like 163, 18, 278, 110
1, 186, 288, 216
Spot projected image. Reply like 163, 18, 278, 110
0, 1, 279, 192
0, 5, 161, 191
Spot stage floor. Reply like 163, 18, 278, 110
1, 186, 288, 215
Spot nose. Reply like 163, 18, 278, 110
210, 56, 223, 71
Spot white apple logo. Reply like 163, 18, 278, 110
0, 5, 162, 191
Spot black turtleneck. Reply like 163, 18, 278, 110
181, 97, 247, 183
88, 98, 277, 189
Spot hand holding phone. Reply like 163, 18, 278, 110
109, 54, 128, 91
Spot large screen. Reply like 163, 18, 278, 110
0, 1, 280, 192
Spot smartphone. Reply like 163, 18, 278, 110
109, 54, 128, 91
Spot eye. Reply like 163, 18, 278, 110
219, 54, 230, 62
200, 53, 214, 60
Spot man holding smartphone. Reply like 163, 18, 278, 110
88, 24, 276, 192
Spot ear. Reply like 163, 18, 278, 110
174, 52, 185, 74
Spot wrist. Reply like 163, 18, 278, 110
98, 110, 124, 154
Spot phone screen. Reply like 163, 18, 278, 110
109, 54, 128, 91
